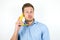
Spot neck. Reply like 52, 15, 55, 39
25, 19, 34, 26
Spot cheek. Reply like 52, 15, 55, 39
31, 14, 34, 17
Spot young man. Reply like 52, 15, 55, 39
11, 3, 50, 40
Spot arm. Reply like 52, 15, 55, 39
10, 20, 23, 40
41, 25, 50, 40
10, 31, 18, 40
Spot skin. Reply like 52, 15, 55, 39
23, 7, 34, 25
10, 7, 34, 40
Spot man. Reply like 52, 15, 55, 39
11, 3, 50, 40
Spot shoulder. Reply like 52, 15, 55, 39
35, 21, 48, 31
35, 21, 46, 27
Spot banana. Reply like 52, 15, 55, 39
19, 14, 28, 26
19, 14, 24, 21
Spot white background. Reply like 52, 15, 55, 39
0, 0, 60, 40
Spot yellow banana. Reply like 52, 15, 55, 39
19, 14, 24, 21
19, 14, 28, 26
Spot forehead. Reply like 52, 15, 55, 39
24, 7, 33, 11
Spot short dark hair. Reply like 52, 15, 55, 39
22, 3, 34, 13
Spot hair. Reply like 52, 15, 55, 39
22, 3, 34, 13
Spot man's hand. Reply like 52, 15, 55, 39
15, 19, 24, 32
10, 19, 23, 40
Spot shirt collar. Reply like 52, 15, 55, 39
24, 19, 37, 26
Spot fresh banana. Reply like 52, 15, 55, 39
19, 14, 28, 26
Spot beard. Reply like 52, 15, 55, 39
25, 18, 34, 22
25, 19, 33, 22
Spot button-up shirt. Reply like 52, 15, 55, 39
18, 20, 50, 40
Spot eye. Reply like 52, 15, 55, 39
25, 11, 28, 13
30, 11, 33, 13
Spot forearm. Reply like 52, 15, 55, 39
10, 31, 18, 40
10, 19, 22, 40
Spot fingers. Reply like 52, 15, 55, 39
16, 19, 24, 27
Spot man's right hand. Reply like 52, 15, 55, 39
10, 19, 23, 40
15, 19, 23, 32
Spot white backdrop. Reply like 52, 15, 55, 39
0, 0, 60, 40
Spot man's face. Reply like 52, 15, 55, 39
23, 7, 34, 21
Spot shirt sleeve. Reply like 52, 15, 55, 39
41, 25, 50, 40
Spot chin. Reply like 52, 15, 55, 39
25, 18, 33, 21
28, 18, 33, 20
25, 18, 33, 20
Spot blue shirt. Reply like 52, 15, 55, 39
18, 20, 50, 40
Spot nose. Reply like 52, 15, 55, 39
28, 15, 32, 18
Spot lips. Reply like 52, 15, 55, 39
28, 15, 32, 18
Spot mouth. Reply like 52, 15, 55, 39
28, 15, 32, 18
